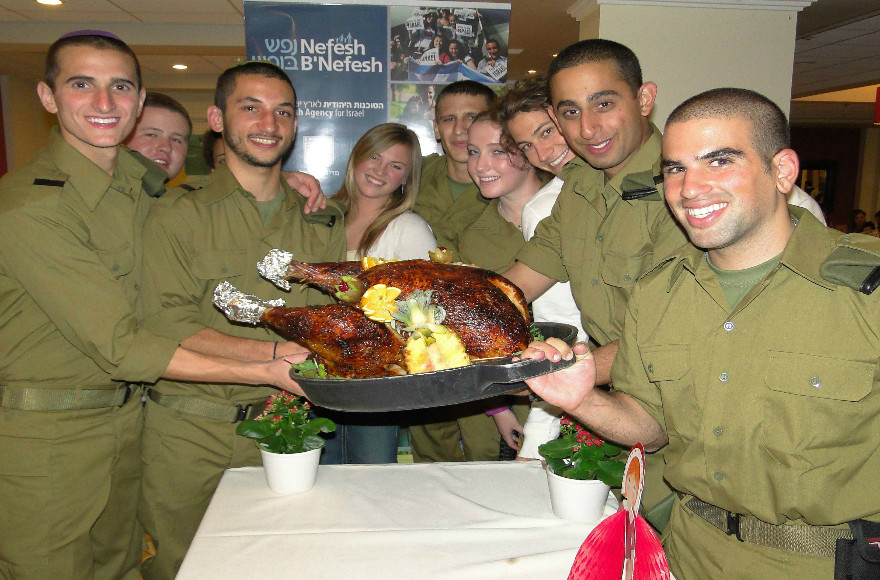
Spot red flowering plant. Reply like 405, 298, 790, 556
235, 392, 335, 454
538, 415, 625, 486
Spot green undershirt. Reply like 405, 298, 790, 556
707, 253, 782, 308
447, 176, 472, 201
256, 192, 284, 225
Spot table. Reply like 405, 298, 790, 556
176, 461, 618, 580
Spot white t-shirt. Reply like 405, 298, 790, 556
347, 211, 436, 262
521, 177, 588, 343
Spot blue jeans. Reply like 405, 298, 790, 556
320, 421, 399, 464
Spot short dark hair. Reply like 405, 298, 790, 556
435, 80, 495, 112
548, 39, 642, 96
44, 33, 142, 91
202, 129, 223, 169
143, 92, 192, 137
214, 60, 296, 113
666, 88, 790, 174
486, 39, 500, 47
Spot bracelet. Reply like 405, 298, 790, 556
485, 406, 509, 417
273, 341, 279, 359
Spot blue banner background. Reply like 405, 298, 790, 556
245, 2, 389, 194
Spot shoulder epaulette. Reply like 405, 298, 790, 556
33, 178, 66, 187
303, 203, 344, 228
819, 233, 880, 295
127, 149, 168, 198
621, 169, 663, 201
178, 183, 200, 192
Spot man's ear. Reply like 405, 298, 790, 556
432, 118, 440, 142
637, 82, 657, 117
547, 104, 561, 127
773, 149, 799, 194
136, 87, 146, 118
206, 106, 224, 133
36, 82, 58, 115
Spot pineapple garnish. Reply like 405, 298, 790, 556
360, 284, 402, 323
392, 289, 446, 332
393, 289, 469, 374
405, 324, 471, 373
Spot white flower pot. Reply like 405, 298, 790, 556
546, 468, 611, 522
259, 447, 321, 495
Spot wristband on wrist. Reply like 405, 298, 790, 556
273, 341, 279, 359
485, 406, 509, 417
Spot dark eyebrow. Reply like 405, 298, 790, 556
697, 147, 745, 162
587, 89, 620, 102
554, 99, 577, 110
659, 159, 680, 169
64, 75, 96, 85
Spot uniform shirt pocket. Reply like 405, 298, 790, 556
601, 252, 651, 288
190, 250, 247, 281
94, 244, 134, 278
762, 351, 872, 467
640, 344, 697, 441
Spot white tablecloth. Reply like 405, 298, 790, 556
176, 461, 618, 580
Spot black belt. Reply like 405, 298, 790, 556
0, 384, 134, 411
146, 389, 266, 423
681, 494, 853, 558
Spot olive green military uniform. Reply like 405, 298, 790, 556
409, 154, 492, 462
415, 200, 529, 461
412, 153, 488, 259
137, 164, 345, 580
614, 208, 880, 579
517, 126, 686, 520
0, 129, 178, 580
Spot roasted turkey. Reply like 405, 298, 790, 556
273, 258, 531, 360
262, 304, 406, 378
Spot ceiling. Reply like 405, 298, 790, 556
0, 0, 878, 128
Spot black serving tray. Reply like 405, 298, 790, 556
293, 322, 578, 412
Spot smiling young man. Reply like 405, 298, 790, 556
409, 80, 501, 463
523, 88, 880, 580
497, 41, 687, 524
125, 91, 192, 181
0, 34, 310, 580
136, 61, 345, 580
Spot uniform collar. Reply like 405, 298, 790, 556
47, 128, 145, 211
199, 163, 303, 213
666, 205, 836, 291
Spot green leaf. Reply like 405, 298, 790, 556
302, 435, 326, 451
302, 417, 336, 436
546, 457, 567, 475
601, 443, 622, 457
236, 419, 272, 439
572, 445, 603, 463
596, 459, 626, 487
565, 463, 597, 480
538, 438, 576, 459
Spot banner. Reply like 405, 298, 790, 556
244, 0, 511, 194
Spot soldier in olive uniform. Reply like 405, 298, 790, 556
523, 88, 880, 580
503, 39, 686, 523
409, 80, 500, 462
0, 34, 303, 580
136, 62, 346, 580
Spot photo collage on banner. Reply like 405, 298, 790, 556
245, 0, 511, 190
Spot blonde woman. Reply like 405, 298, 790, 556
321, 123, 436, 464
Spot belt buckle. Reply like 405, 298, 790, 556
234, 403, 253, 423
726, 512, 743, 541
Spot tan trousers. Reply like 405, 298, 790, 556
139, 397, 263, 580
410, 399, 530, 462
0, 393, 143, 580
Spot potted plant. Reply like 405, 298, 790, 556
236, 390, 335, 494
538, 415, 626, 522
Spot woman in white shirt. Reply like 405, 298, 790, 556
323, 123, 436, 464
